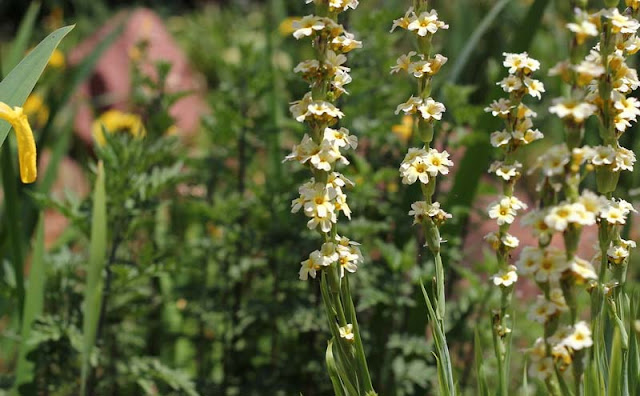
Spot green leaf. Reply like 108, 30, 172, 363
474, 329, 489, 396
608, 328, 623, 396
1, 143, 26, 317
512, 0, 550, 53
12, 216, 46, 394
81, 161, 108, 395
0, 25, 74, 147
326, 340, 348, 396
2, 2, 41, 76
446, 0, 512, 85
421, 280, 454, 396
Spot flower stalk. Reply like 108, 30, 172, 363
484, 51, 546, 395
287, 1, 376, 394
391, 1, 455, 392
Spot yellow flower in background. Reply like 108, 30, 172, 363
279, 17, 301, 36
47, 49, 65, 69
392, 114, 414, 142
0, 102, 37, 183
92, 110, 146, 146
23, 93, 50, 126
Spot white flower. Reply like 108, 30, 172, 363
535, 144, 570, 177
607, 244, 630, 264
332, 32, 362, 53
490, 130, 511, 148
567, 18, 598, 44
529, 357, 554, 381
489, 161, 521, 181
298, 183, 338, 232
488, 197, 522, 225
390, 51, 417, 74
549, 98, 597, 123
501, 233, 520, 248
563, 321, 593, 351
600, 202, 629, 225
324, 127, 358, 150
325, 50, 350, 73
408, 60, 432, 78
535, 248, 568, 283
549, 287, 569, 312
498, 75, 523, 93
607, 8, 640, 34
299, 244, 337, 280
545, 204, 574, 232
308, 100, 345, 120
503, 52, 540, 74
417, 98, 446, 121
395, 96, 423, 115
484, 98, 513, 117
492, 265, 518, 287
521, 209, 552, 241
294, 59, 321, 76
423, 148, 453, 176
337, 245, 360, 277
293, 15, 326, 39
299, 250, 323, 280
524, 77, 545, 99
578, 190, 607, 215
569, 256, 598, 281
284, 134, 318, 164
408, 201, 452, 224
516, 246, 543, 276
407, 10, 448, 36
290, 93, 313, 122
613, 147, 636, 172
309, 139, 348, 171
528, 295, 559, 324
390, 7, 416, 32
339, 324, 355, 341
400, 158, 430, 185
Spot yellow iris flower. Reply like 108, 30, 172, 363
91, 110, 146, 146
0, 102, 37, 183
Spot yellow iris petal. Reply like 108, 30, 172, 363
0, 102, 37, 184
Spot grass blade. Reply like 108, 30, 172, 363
325, 340, 348, 396
446, 0, 512, 85
1, 144, 26, 317
0, 25, 74, 147
12, 216, 46, 394
474, 330, 489, 396
81, 161, 107, 395
512, 0, 550, 53
421, 280, 454, 396
2, 2, 41, 76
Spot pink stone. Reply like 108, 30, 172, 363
70, 8, 209, 144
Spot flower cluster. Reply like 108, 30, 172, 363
529, 322, 593, 379
522, 8, 640, 389
288, 2, 362, 282
299, 235, 364, 280
391, 6, 453, 238
484, 52, 544, 387
484, 52, 544, 281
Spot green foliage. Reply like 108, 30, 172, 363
0, 1, 638, 396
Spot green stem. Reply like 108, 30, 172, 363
343, 276, 376, 394
1, 142, 25, 319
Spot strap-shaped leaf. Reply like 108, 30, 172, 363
0, 25, 74, 147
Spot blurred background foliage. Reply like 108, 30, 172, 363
0, 0, 638, 395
